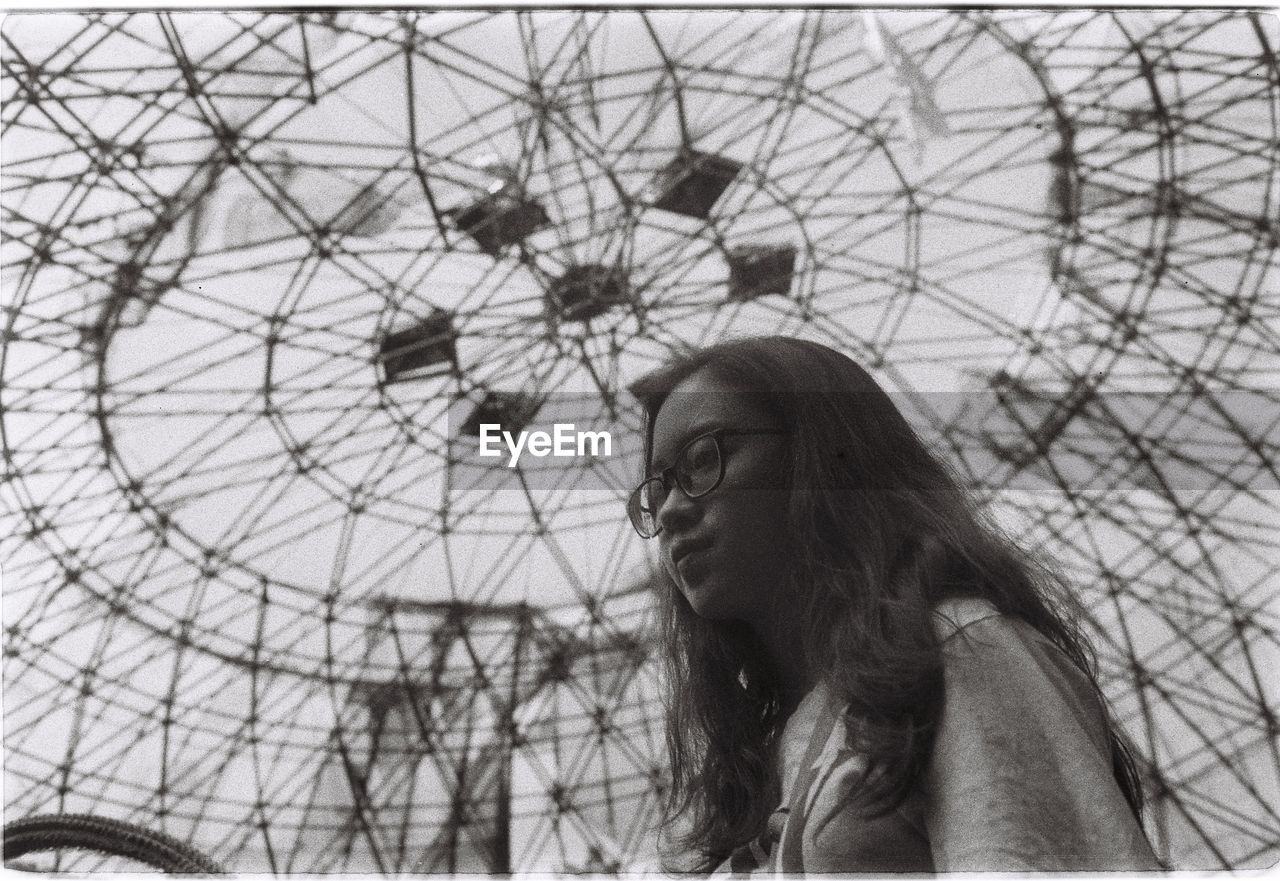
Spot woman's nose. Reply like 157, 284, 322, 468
655, 481, 700, 534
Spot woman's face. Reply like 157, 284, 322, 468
649, 368, 792, 625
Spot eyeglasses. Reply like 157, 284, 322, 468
626, 428, 789, 538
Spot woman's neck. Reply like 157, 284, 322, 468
752, 615, 815, 715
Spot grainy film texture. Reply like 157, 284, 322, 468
2, 10, 1277, 873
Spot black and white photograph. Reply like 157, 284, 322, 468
2, 7, 1277, 875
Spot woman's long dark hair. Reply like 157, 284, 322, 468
631, 336, 1146, 873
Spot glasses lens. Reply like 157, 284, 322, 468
628, 478, 664, 537
677, 435, 722, 497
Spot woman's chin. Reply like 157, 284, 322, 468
680, 578, 733, 620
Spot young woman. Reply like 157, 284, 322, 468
626, 336, 1159, 874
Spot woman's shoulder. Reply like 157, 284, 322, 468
931, 595, 1075, 665
931, 595, 1003, 642
923, 602, 1158, 870
928, 596, 1109, 749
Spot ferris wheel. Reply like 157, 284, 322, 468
2, 10, 1277, 873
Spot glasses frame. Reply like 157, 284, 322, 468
627, 427, 790, 538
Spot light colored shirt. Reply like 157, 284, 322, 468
718, 598, 1159, 875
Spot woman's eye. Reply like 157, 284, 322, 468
686, 443, 717, 472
